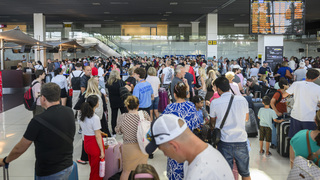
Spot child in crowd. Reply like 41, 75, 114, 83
258, 96, 284, 156
192, 95, 209, 124
131, 164, 160, 180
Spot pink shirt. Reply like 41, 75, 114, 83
210, 92, 220, 102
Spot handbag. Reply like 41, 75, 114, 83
73, 91, 86, 110
285, 69, 293, 79
211, 94, 234, 147
287, 131, 320, 180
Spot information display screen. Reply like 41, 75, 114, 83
250, 0, 305, 35
265, 46, 283, 70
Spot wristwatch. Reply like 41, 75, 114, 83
2, 156, 8, 165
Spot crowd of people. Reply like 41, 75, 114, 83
1, 54, 320, 180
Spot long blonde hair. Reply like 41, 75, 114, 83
206, 70, 217, 87
198, 67, 206, 78
85, 77, 101, 98
107, 70, 121, 86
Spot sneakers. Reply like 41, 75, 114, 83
259, 150, 265, 155
266, 152, 272, 157
77, 159, 88, 165
149, 154, 154, 159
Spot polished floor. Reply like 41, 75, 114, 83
0, 104, 291, 180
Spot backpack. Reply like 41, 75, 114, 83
71, 72, 83, 90
137, 111, 151, 155
24, 81, 39, 110
267, 90, 282, 106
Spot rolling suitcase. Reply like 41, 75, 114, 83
277, 120, 290, 157
68, 161, 79, 180
104, 138, 123, 180
253, 102, 264, 127
3, 164, 9, 180
158, 88, 168, 112
245, 108, 259, 137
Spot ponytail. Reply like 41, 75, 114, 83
80, 95, 99, 121
315, 133, 320, 146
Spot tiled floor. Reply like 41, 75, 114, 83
0, 104, 291, 180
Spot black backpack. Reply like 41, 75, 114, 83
24, 81, 39, 110
71, 72, 83, 90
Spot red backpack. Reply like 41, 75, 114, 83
24, 81, 39, 110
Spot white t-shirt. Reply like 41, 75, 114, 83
230, 82, 241, 96
146, 76, 160, 97
162, 67, 174, 85
288, 60, 296, 70
98, 67, 105, 82
250, 68, 259, 78
286, 81, 320, 122
210, 92, 248, 142
184, 145, 234, 180
34, 65, 44, 70
80, 114, 101, 136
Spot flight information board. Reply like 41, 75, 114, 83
250, 0, 305, 35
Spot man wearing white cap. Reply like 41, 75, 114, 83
293, 62, 307, 81
146, 114, 234, 180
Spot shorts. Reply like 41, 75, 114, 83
60, 88, 68, 98
217, 141, 250, 177
259, 126, 271, 142
149, 96, 159, 110
288, 117, 316, 138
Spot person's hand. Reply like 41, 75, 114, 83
182, 78, 188, 85
0, 158, 5, 166
205, 100, 210, 106
280, 119, 285, 123
100, 151, 105, 159
125, 85, 131, 92
276, 112, 282, 117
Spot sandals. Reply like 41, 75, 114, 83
77, 159, 88, 165
266, 152, 272, 157
259, 150, 265, 155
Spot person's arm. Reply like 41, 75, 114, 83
282, 91, 290, 98
161, 73, 165, 84
273, 118, 284, 123
270, 98, 281, 116
245, 113, 249, 122
209, 117, 217, 128
200, 77, 205, 91
81, 87, 86, 94
290, 145, 295, 168
0, 137, 32, 166
94, 130, 105, 159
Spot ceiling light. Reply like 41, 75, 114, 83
165, 12, 172, 14
104, 12, 110, 14
92, 3, 101, 5
161, 19, 167, 21
164, 14, 169, 16
170, 2, 178, 5
110, 2, 128, 5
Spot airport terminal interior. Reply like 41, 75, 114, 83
1, 0, 320, 179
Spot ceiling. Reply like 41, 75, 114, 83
0, 0, 319, 28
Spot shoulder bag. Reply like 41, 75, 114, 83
287, 130, 320, 179
210, 94, 234, 147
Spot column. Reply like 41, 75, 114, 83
257, 35, 283, 70
206, 13, 218, 60
191, 21, 200, 39
63, 22, 72, 39
33, 13, 46, 66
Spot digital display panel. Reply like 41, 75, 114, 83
250, 0, 305, 34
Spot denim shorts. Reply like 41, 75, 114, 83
218, 141, 250, 177
288, 117, 316, 138
35, 164, 73, 180
149, 96, 159, 110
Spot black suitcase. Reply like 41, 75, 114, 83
246, 108, 259, 137
277, 120, 290, 157
253, 102, 264, 126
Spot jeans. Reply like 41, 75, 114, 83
218, 141, 250, 177
35, 165, 73, 180
271, 123, 277, 146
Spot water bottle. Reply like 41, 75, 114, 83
99, 158, 105, 177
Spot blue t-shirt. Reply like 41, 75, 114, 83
258, 108, 277, 128
277, 67, 293, 78
291, 129, 320, 167
133, 81, 154, 108
196, 109, 204, 124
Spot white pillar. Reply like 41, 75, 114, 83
191, 21, 200, 39
33, 13, 46, 66
206, 13, 218, 60
63, 22, 72, 39
257, 35, 284, 70
0, 39, 4, 70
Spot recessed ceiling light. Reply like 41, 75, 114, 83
104, 12, 110, 14
162, 19, 167, 21
92, 3, 100, 5
165, 12, 172, 14
104, 20, 114, 22
170, 2, 178, 5
110, 2, 128, 5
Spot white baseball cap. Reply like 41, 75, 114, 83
145, 114, 188, 154
233, 64, 243, 70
